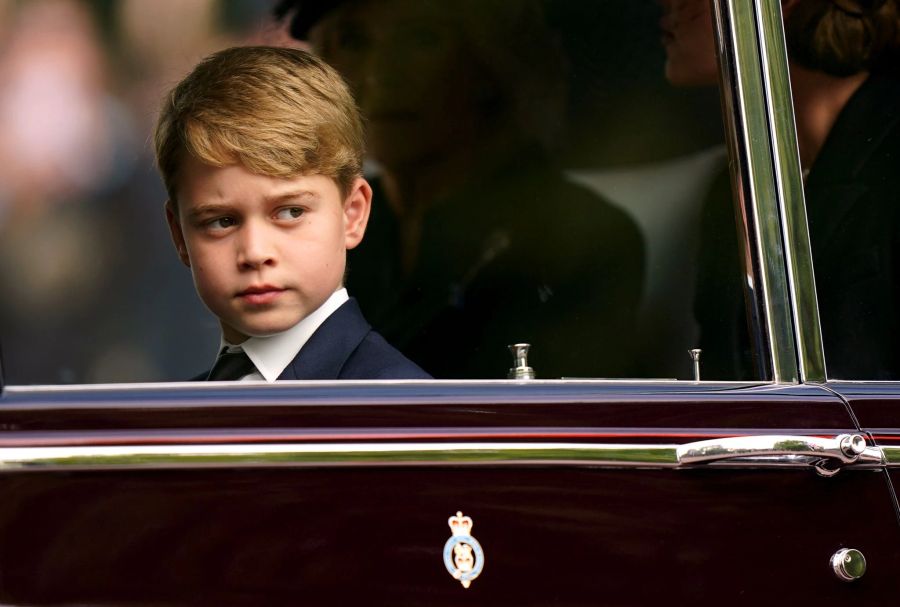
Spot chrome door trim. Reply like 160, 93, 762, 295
753, 0, 826, 382
0, 436, 884, 472
713, 0, 798, 382
0, 378, 769, 395
677, 433, 882, 466
0, 442, 681, 470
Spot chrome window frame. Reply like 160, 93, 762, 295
712, 0, 825, 383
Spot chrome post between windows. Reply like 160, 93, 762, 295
712, 0, 799, 383
753, 0, 827, 382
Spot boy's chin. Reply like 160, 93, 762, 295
221, 315, 303, 342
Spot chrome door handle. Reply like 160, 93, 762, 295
676, 434, 883, 476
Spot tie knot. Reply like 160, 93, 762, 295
206, 349, 256, 381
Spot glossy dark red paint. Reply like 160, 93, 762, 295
1, 466, 897, 605
828, 382, 900, 431
1, 381, 898, 605
0, 382, 856, 432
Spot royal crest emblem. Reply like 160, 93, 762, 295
443, 511, 484, 588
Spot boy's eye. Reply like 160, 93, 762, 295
207, 217, 236, 230
275, 207, 305, 221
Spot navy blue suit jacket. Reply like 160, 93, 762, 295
277, 298, 431, 380
195, 298, 430, 381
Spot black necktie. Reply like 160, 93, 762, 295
206, 349, 256, 381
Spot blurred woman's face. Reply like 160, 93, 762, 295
310, 0, 484, 172
659, 0, 719, 86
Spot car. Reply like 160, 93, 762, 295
1, 0, 899, 605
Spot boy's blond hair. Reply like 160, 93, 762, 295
155, 46, 364, 204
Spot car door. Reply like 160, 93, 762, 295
838, 383, 900, 533
0, 381, 894, 606
1, 0, 898, 605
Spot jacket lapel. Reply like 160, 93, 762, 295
278, 298, 371, 380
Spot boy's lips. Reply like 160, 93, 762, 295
236, 285, 287, 305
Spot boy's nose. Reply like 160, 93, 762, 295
236, 221, 276, 269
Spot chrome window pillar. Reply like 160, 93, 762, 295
712, 0, 825, 383
753, 0, 826, 382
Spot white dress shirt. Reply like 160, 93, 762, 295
216, 288, 349, 382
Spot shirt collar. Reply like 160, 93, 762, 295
218, 288, 349, 382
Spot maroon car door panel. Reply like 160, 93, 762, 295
0, 381, 897, 605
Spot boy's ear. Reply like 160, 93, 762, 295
343, 177, 372, 250
165, 200, 191, 267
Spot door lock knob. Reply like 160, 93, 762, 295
839, 434, 867, 458
831, 548, 866, 582
508, 343, 535, 379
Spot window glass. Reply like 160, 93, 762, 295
779, 0, 900, 380
0, 0, 761, 384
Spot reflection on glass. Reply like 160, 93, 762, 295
660, 0, 900, 380
786, 0, 900, 379
293, 0, 646, 379
657, 0, 752, 380
1, 0, 737, 383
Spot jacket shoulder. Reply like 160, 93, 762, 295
340, 330, 432, 379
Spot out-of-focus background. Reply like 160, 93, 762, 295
0, 0, 297, 383
0, 0, 726, 384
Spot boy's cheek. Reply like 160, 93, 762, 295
193, 272, 229, 312
179, 231, 213, 269
165, 210, 192, 267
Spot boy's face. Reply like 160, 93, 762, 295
166, 156, 371, 343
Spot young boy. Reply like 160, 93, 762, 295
154, 46, 430, 381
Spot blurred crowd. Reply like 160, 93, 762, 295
0, 0, 292, 383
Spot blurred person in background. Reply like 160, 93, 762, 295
276, 0, 645, 379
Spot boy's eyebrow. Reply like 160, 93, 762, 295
263, 190, 321, 204
186, 191, 321, 220
186, 203, 231, 220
